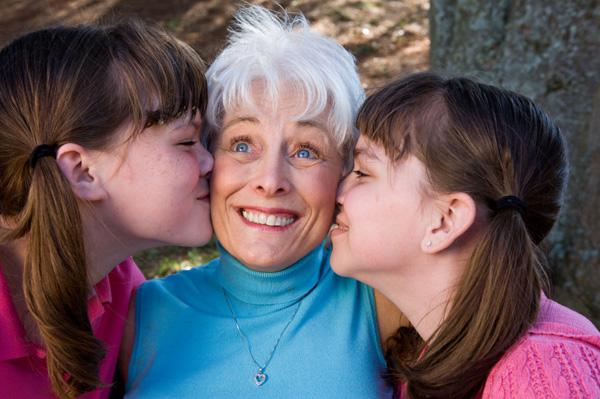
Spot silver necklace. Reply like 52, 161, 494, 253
222, 288, 302, 386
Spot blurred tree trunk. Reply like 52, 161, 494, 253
430, 0, 600, 326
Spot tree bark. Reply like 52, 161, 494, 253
430, 0, 600, 326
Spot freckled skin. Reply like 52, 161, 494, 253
96, 113, 214, 250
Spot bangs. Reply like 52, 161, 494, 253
211, 50, 351, 152
356, 87, 416, 162
221, 73, 330, 128
107, 20, 207, 132
357, 75, 447, 162
205, 6, 363, 156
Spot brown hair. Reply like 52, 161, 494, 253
357, 72, 568, 398
0, 21, 206, 398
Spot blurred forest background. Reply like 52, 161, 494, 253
0, 0, 598, 326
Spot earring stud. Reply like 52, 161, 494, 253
425, 240, 432, 248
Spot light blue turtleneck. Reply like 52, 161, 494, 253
126, 243, 391, 398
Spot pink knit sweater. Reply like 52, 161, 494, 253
481, 296, 600, 398
396, 296, 600, 398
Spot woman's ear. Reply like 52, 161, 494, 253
56, 143, 108, 201
421, 192, 477, 253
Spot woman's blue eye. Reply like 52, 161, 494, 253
297, 149, 313, 158
234, 142, 250, 152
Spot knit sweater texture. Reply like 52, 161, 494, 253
481, 296, 599, 398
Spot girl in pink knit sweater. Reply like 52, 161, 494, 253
329, 72, 600, 398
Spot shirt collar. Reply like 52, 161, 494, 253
88, 271, 113, 325
216, 241, 328, 306
0, 262, 31, 361
0, 261, 114, 361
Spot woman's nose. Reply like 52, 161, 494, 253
251, 152, 291, 196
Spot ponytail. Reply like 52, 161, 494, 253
359, 73, 567, 399
0, 20, 211, 398
388, 210, 547, 398
11, 157, 105, 398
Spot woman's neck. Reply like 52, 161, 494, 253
81, 209, 145, 287
370, 255, 463, 342
83, 227, 129, 287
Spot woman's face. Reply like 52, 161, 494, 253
95, 112, 214, 250
330, 136, 431, 283
210, 83, 344, 271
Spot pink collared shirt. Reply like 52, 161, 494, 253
0, 257, 145, 399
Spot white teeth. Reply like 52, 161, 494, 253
241, 210, 295, 227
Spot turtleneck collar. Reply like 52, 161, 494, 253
216, 242, 327, 306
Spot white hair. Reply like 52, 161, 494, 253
205, 5, 364, 170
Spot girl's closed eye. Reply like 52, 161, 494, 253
353, 169, 368, 178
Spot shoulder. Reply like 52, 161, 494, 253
483, 300, 600, 398
533, 297, 599, 336
135, 257, 222, 314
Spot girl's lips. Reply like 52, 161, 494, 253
334, 214, 349, 230
196, 192, 210, 201
330, 216, 349, 238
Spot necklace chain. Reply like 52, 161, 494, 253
222, 288, 302, 386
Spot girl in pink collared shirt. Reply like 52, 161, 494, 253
330, 72, 600, 398
0, 21, 213, 398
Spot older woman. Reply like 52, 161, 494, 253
124, 6, 397, 398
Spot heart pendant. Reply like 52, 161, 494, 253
254, 370, 267, 386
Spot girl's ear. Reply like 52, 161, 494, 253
421, 192, 477, 253
56, 143, 108, 202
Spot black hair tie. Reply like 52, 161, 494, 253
29, 144, 57, 169
493, 195, 528, 218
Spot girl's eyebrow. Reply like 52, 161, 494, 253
354, 146, 380, 162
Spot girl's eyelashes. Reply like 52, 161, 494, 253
353, 169, 368, 178
179, 140, 198, 146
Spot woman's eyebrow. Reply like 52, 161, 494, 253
223, 115, 258, 130
296, 119, 328, 133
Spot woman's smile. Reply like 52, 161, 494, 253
238, 206, 298, 229
210, 82, 343, 271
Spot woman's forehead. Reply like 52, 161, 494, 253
223, 83, 332, 130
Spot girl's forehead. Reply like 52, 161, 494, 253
354, 137, 385, 162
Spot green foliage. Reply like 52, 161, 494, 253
134, 240, 219, 279
165, 18, 181, 31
